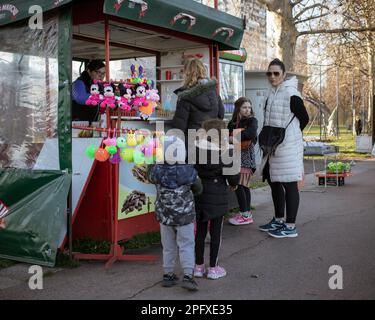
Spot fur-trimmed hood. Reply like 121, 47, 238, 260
175, 78, 218, 112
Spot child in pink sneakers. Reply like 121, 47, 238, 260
227, 97, 258, 226
194, 119, 240, 279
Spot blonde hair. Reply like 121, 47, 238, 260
183, 58, 207, 88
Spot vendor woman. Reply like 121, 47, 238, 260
72, 60, 106, 122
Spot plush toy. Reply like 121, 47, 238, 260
132, 84, 150, 119
103, 136, 117, 146
85, 81, 103, 106
100, 83, 116, 110
117, 83, 133, 111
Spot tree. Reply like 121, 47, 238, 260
255, 0, 375, 71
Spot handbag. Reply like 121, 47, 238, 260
259, 116, 295, 156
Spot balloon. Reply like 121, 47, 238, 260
136, 134, 145, 145
109, 152, 121, 164
85, 145, 98, 159
116, 137, 127, 149
105, 145, 117, 155
133, 150, 145, 165
127, 133, 137, 147
155, 148, 164, 162
145, 156, 154, 165
143, 145, 153, 158
120, 148, 134, 162
95, 148, 110, 162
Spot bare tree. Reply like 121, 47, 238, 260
255, 0, 375, 71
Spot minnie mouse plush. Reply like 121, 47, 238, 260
117, 83, 133, 111
85, 81, 103, 106
100, 83, 116, 110
133, 84, 152, 120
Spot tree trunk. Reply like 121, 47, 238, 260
278, 1, 298, 71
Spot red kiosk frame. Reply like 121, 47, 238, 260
66, 0, 244, 268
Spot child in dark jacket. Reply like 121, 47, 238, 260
148, 136, 202, 291
227, 97, 258, 225
194, 119, 240, 280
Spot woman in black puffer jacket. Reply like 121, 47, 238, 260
171, 58, 224, 134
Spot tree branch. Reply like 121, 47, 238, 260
294, 4, 329, 21
294, 12, 331, 25
298, 26, 375, 37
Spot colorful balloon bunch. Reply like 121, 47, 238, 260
85, 65, 160, 120
85, 131, 164, 165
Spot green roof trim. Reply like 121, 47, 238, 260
0, 0, 72, 26
219, 48, 247, 62
103, 0, 245, 50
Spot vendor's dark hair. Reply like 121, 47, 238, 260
87, 60, 105, 72
78, 60, 105, 91
268, 58, 286, 73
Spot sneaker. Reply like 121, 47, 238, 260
194, 264, 205, 278
181, 274, 198, 291
228, 213, 253, 226
207, 266, 227, 280
162, 273, 179, 287
268, 224, 298, 238
258, 217, 284, 232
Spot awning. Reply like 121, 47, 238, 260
0, 0, 72, 26
103, 0, 245, 50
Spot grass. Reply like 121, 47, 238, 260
304, 126, 372, 160
0, 258, 17, 269
121, 232, 161, 251
72, 238, 111, 254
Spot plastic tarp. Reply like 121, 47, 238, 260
103, 0, 244, 50
0, 15, 59, 170
0, 169, 71, 267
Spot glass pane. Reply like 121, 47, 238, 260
0, 16, 58, 169
219, 61, 244, 116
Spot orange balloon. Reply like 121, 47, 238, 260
95, 148, 110, 162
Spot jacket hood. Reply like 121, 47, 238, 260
150, 164, 197, 189
270, 76, 301, 97
176, 79, 218, 111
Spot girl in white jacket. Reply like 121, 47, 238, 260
259, 59, 309, 238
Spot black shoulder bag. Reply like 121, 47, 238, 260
258, 98, 295, 157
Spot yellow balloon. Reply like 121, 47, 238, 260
127, 133, 137, 147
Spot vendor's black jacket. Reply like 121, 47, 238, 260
171, 79, 224, 133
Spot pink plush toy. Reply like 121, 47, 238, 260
85, 82, 103, 106
103, 136, 117, 146
100, 83, 116, 110
146, 88, 160, 102
132, 84, 149, 109
117, 84, 133, 111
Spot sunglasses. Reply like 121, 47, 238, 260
266, 71, 281, 77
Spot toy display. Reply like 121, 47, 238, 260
83, 64, 160, 119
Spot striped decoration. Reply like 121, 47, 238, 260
0, 200, 9, 219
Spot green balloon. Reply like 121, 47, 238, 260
116, 137, 127, 149
133, 150, 145, 165
145, 156, 155, 165
105, 145, 117, 155
120, 148, 134, 162
85, 145, 97, 159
